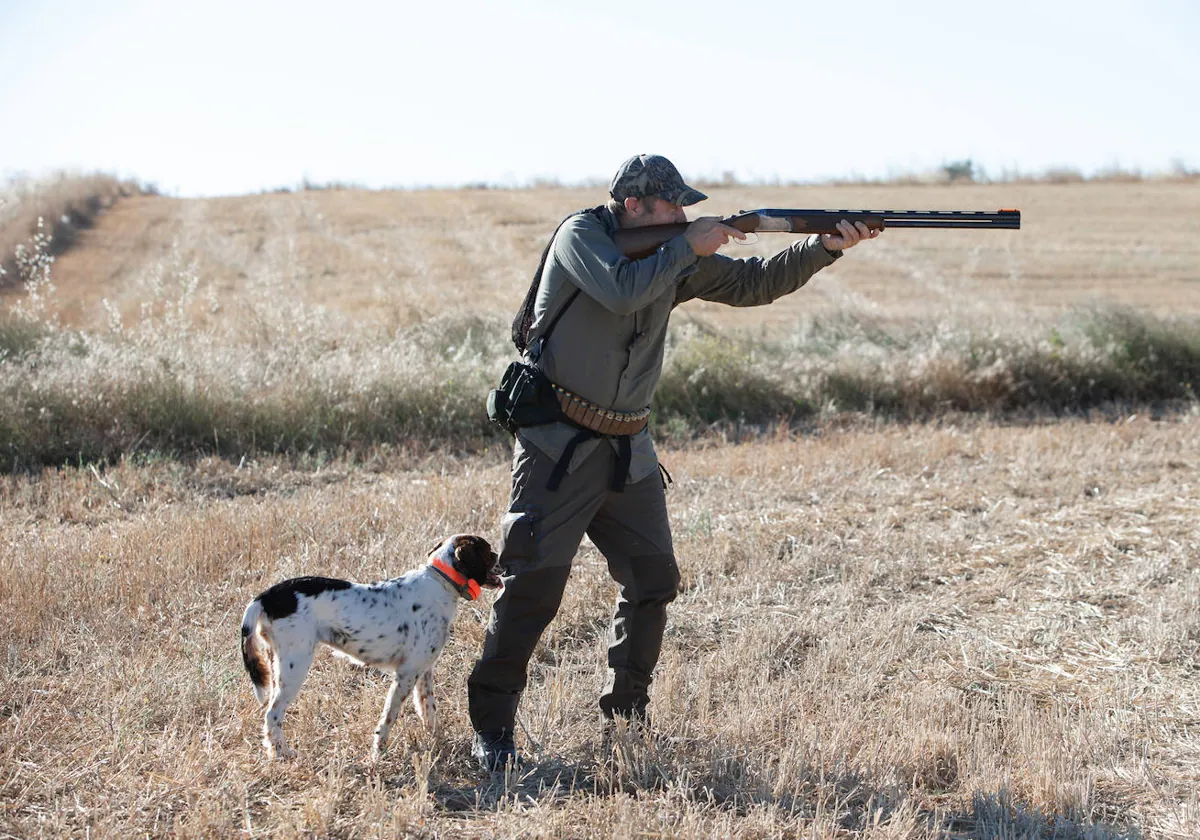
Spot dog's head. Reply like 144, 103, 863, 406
431, 534, 504, 593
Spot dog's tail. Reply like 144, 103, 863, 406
240, 598, 271, 704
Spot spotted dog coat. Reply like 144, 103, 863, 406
239, 534, 502, 760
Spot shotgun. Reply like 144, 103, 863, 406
613, 208, 1021, 259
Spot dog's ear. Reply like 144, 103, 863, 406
453, 535, 499, 586
452, 536, 485, 574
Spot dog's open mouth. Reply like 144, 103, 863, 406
485, 561, 505, 588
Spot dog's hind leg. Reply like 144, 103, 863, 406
412, 668, 437, 733
373, 669, 418, 761
263, 641, 315, 760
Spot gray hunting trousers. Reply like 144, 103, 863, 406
467, 436, 680, 733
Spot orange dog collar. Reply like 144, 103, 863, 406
430, 557, 481, 601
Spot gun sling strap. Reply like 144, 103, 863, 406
511, 206, 605, 356
512, 206, 641, 493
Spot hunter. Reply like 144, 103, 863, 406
470, 154, 879, 771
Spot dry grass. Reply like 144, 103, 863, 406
27, 180, 1200, 334
3, 182, 1198, 469
0, 173, 145, 294
2, 419, 1197, 837
2, 181, 1199, 837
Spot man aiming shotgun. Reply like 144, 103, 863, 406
614, 207, 1020, 258
474, 153, 1017, 772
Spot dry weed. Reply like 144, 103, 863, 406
2, 419, 1197, 837
2, 181, 1199, 837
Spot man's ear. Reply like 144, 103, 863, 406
623, 196, 643, 216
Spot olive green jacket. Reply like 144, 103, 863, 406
519, 206, 840, 483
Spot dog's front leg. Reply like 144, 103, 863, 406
412, 668, 437, 734
373, 670, 418, 761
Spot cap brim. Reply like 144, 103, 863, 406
662, 186, 707, 207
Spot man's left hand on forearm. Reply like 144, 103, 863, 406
821, 220, 881, 252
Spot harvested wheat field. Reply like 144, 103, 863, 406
1, 179, 1199, 838
32, 180, 1200, 332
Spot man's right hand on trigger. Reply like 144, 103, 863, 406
684, 217, 746, 257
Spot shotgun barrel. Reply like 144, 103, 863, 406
613, 208, 1021, 259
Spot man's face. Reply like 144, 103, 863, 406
622, 195, 687, 228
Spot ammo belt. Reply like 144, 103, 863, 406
551, 384, 650, 436
545, 383, 648, 493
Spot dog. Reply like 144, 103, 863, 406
239, 534, 502, 760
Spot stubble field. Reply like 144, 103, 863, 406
1, 180, 1198, 838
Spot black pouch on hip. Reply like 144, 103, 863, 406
487, 361, 562, 435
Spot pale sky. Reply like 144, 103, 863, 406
1, 0, 1196, 197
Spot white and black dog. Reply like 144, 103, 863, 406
240, 534, 503, 760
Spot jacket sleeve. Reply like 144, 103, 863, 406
550, 215, 699, 316
674, 235, 839, 307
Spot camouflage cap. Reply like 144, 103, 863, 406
609, 154, 707, 207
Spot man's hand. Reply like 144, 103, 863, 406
820, 219, 880, 252
685, 217, 747, 257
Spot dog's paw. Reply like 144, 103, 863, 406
267, 742, 297, 761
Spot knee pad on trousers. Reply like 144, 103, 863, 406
628, 554, 681, 605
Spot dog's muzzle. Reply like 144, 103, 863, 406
484, 556, 505, 589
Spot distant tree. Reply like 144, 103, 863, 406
942, 159, 975, 183
1170, 158, 1197, 178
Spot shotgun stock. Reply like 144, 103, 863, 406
613, 208, 1021, 259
